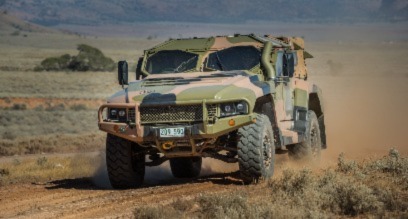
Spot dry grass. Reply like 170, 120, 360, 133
134, 149, 408, 219
0, 108, 105, 156
0, 153, 101, 186
0, 71, 118, 99
0, 132, 105, 156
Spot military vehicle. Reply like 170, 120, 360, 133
97, 34, 326, 188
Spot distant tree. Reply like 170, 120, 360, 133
68, 44, 115, 71
36, 44, 115, 72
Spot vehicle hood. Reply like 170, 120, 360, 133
107, 71, 272, 104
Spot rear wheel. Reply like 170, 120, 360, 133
288, 110, 322, 161
170, 157, 202, 178
106, 134, 145, 189
237, 114, 275, 184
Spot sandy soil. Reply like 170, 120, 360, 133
0, 154, 244, 218
0, 177, 237, 218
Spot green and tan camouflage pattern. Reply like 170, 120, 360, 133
98, 34, 325, 157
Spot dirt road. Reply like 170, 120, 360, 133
0, 152, 249, 219
0, 173, 242, 218
0, 153, 298, 218
1, 148, 401, 219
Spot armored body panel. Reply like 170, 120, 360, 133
98, 34, 326, 188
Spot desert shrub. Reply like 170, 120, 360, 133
134, 193, 282, 219
11, 103, 27, 110
325, 177, 382, 215
169, 198, 193, 212
35, 44, 115, 72
0, 168, 10, 176
70, 104, 87, 111
272, 169, 315, 196
12, 158, 21, 166
268, 157, 385, 216
196, 193, 250, 218
134, 206, 181, 219
337, 152, 358, 173
36, 157, 48, 166
367, 148, 407, 175
373, 186, 406, 212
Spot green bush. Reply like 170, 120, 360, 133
36, 44, 115, 72
39, 54, 72, 71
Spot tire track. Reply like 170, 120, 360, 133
0, 177, 238, 218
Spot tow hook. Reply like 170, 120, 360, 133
162, 141, 175, 150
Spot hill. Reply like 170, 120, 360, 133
0, 0, 407, 26
0, 11, 57, 33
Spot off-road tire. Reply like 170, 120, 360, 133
287, 111, 322, 161
106, 134, 145, 189
170, 157, 202, 178
237, 114, 275, 184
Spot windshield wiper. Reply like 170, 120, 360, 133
174, 56, 197, 73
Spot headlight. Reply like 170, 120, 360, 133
108, 108, 127, 121
118, 110, 126, 117
110, 109, 117, 117
220, 101, 248, 117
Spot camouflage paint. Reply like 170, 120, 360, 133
98, 34, 325, 156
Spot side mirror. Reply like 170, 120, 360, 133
118, 61, 128, 85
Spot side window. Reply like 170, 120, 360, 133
275, 51, 284, 77
283, 52, 297, 77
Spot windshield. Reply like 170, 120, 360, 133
146, 50, 198, 74
206, 46, 261, 71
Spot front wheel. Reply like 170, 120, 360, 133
170, 157, 202, 178
106, 134, 145, 189
237, 114, 275, 184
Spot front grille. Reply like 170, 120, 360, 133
128, 108, 135, 122
140, 105, 203, 124
207, 104, 217, 120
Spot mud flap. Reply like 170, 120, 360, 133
293, 106, 308, 142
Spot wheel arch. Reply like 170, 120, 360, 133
253, 94, 283, 148
308, 85, 327, 148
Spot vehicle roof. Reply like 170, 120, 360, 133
145, 34, 312, 58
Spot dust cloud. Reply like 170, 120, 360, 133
306, 24, 408, 161
142, 158, 239, 185
92, 152, 111, 189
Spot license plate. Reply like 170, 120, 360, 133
159, 127, 185, 137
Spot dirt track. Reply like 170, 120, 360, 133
0, 173, 241, 218
0, 154, 291, 218
0, 148, 403, 218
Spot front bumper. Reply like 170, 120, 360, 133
98, 102, 256, 155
